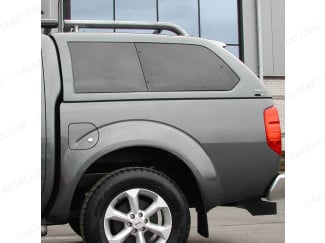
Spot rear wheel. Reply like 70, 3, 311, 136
80, 167, 190, 243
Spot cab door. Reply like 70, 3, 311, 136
41, 57, 46, 194
41, 34, 62, 216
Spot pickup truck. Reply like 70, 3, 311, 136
41, 20, 283, 243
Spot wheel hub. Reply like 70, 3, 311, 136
103, 188, 172, 243
131, 216, 145, 230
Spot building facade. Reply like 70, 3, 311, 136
41, 0, 285, 150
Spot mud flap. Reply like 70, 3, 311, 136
239, 198, 277, 215
196, 205, 209, 238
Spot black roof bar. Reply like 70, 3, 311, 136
41, 19, 59, 28
63, 20, 189, 36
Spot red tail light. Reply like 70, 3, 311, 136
264, 106, 282, 155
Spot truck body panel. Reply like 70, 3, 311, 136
41, 32, 280, 230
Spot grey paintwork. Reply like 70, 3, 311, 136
41, 33, 279, 224
68, 123, 99, 150
53, 33, 270, 102
41, 35, 61, 215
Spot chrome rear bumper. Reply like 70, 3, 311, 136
267, 174, 285, 201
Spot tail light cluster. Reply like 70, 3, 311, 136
264, 106, 282, 155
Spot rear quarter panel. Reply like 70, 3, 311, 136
59, 98, 278, 205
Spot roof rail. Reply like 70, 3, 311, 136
63, 20, 189, 36
41, 19, 59, 28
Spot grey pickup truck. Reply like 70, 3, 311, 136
41, 20, 284, 243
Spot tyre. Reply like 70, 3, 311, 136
80, 167, 190, 243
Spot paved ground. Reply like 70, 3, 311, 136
43, 183, 284, 243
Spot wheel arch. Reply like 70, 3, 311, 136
72, 145, 204, 207
71, 145, 212, 238
47, 120, 224, 237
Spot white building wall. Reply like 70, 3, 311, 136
41, 0, 58, 19
241, 0, 285, 150
241, 0, 284, 76
270, 0, 285, 75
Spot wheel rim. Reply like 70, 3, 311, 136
103, 188, 172, 243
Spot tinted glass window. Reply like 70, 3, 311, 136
116, 0, 156, 21
135, 43, 239, 91
69, 42, 147, 93
200, 0, 239, 44
225, 46, 240, 58
115, 0, 156, 33
70, 0, 113, 20
66, 0, 241, 59
158, 0, 199, 36
69, 0, 114, 33
200, 0, 240, 58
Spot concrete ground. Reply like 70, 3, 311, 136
42, 184, 284, 243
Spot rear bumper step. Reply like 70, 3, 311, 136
235, 173, 285, 215
239, 198, 277, 215
267, 174, 285, 201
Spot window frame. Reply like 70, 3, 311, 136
68, 41, 148, 93
53, 33, 249, 102
135, 42, 240, 92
